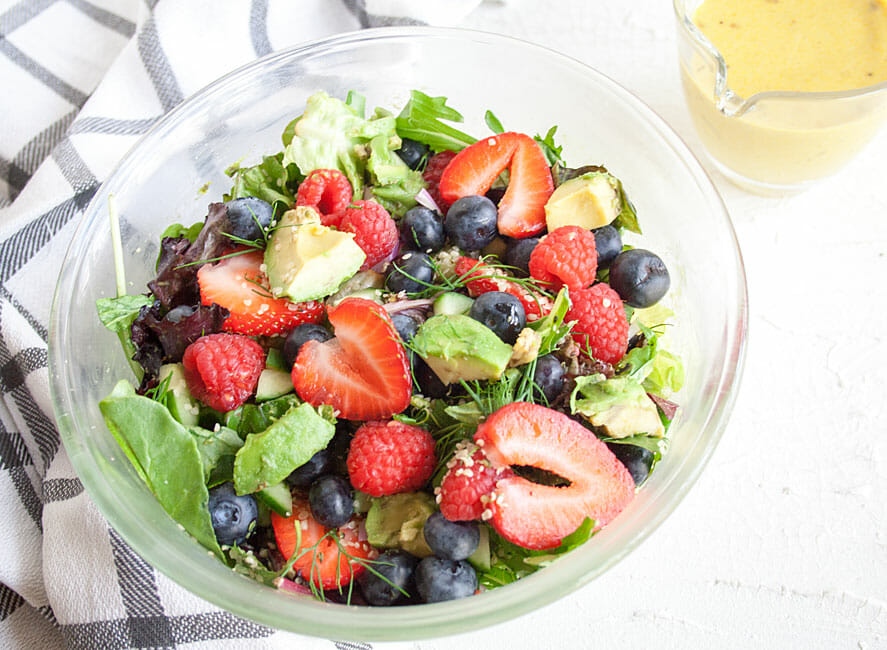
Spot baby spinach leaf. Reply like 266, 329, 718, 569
188, 425, 244, 487
234, 402, 335, 494
99, 380, 222, 559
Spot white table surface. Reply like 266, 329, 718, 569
412, 1, 887, 648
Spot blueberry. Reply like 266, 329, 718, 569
390, 313, 420, 343
414, 358, 449, 398
285, 449, 330, 488
608, 249, 670, 308
402, 206, 445, 253
308, 475, 353, 528
224, 197, 274, 241
395, 138, 430, 170
386, 252, 435, 294
504, 237, 540, 276
423, 512, 479, 561
415, 557, 477, 603
165, 304, 196, 323
207, 482, 258, 546
533, 354, 565, 404
358, 549, 418, 606
593, 226, 622, 269
468, 291, 526, 344
606, 443, 655, 486
283, 323, 333, 368
445, 196, 498, 251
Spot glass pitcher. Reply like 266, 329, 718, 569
674, 0, 887, 195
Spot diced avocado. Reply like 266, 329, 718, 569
433, 292, 474, 316
158, 363, 198, 427
328, 287, 383, 308
264, 206, 365, 302
365, 492, 436, 558
326, 269, 385, 307
265, 348, 287, 371
255, 481, 293, 517
571, 374, 665, 438
255, 368, 294, 402
353, 490, 373, 515
233, 402, 335, 494
545, 172, 621, 231
467, 524, 491, 572
411, 315, 513, 385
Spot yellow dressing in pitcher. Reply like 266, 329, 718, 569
681, 0, 887, 190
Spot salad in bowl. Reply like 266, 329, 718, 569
96, 88, 683, 607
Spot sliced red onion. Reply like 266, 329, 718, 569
415, 188, 442, 214
276, 577, 313, 596
383, 298, 435, 314
371, 239, 401, 273
357, 519, 368, 543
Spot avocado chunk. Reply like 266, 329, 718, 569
545, 172, 621, 231
365, 492, 436, 558
158, 363, 198, 426
467, 524, 491, 572
411, 314, 513, 385
264, 206, 365, 302
570, 374, 665, 438
255, 367, 294, 402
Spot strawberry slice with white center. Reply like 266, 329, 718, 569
292, 297, 411, 420
475, 402, 635, 550
439, 132, 554, 238
197, 250, 324, 336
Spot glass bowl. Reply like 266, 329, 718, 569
675, 0, 887, 195
49, 27, 747, 641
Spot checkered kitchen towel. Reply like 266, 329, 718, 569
0, 1, 495, 648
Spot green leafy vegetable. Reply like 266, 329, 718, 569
395, 90, 477, 153
533, 125, 565, 167
96, 294, 153, 380
484, 109, 505, 134
570, 374, 664, 438
188, 424, 244, 487
233, 402, 336, 494
225, 152, 299, 208
159, 221, 203, 243
527, 287, 573, 356
643, 348, 685, 395
345, 89, 366, 118
612, 178, 641, 234
99, 381, 223, 559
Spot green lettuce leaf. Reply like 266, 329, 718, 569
225, 152, 299, 208
96, 294, 153, 380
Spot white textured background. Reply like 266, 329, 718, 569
414, 0, 887, 647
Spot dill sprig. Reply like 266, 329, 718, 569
145, 370, 173, 408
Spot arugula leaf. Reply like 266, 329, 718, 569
612, 178, 641, 234
534, 125, 565, 167
395, 90, 477, 153
527, 287, 572, 356
484, 109, 505, 134
160, 221, 203, 243
96, 294, 153, 380
99, 380, 223, 559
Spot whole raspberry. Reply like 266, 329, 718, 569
566, 283, 629, 365
338, 200, 399, 270
346, 420, 436, 496
454, 256, 553, 322
529, 225, 598, 291
295, 169, 352, 227
422, 150, 457, 213
182, 333, 265, 412
438, 442, 512, 521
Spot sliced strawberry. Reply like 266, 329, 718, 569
474, 402, 635, 550
197, 250, 324, 336
454, 256, 553, 322
439, 132, 554, 238
271, 497, 371, 590
292, 297, 411, 420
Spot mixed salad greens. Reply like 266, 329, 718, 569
96, 89, 683, 605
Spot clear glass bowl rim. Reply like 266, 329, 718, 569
49, 26, 749, 641
673, 0, 887, 116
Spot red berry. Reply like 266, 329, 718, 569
182, 333, 265, 412
475, 403, 635, 550
566, 283, 629, 365
438, 442, 512, 521
271, 497, 371, 590
347, 420, 436, 497
292, 298, 412, 420
197, 250, 324, 336
454, 256, 553, 322
422, 150, 457, 213
439, 133, 554, 238
337, 200, 399, 270
295, 169, 353, 227
529, 226, 598, 291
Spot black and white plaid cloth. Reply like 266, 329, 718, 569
0, 1, 491, 647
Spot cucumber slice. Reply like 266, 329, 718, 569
265, 348, 288, 371
255, 368, 294, 402
158, 363, 199, 426
433, 292, 474, 316
255, 481, 293, 517
467, 524, 491, 571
